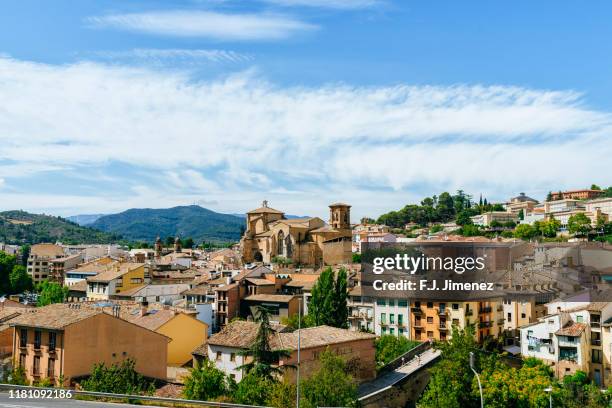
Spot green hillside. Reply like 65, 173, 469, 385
0, 210, 121, 245
89, 205, 244, 243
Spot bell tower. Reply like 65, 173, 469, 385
329, 203, 351, 230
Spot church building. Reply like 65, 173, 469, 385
240, 201, 353, 267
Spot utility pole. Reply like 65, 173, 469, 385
296, 297, 302, 408
469, 352, 484, 408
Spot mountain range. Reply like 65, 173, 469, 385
0, 210, 120, 245
89, 205, 244, 243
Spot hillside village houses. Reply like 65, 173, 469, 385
1, 192, 611, 391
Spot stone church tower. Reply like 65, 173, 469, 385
329, 203, 351, 230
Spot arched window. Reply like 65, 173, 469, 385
277, 230, 285, 256
285, 235, 293, 258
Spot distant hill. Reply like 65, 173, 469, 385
0, 210, 121, 245
66, 213, 106, 226
90, 205, 244, 243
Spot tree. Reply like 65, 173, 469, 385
238, 306, 292, 380
164, 236, 174, 247
9, 265, 32, 294
459, 224, 482, 237
568, 213, 592, 236
419, 325, 487, 408
267, 380, 297, 408
332, 268, 349, 328
0, 252, 17, 293
183, 360, 233, 401
518, 209, 524, 220
300, 349, 358, 408
36, 281, 68, 306
309, 267, 349, 328
538, 217, 560, 238
375, 335, 420, 366
591, 184, 601, 190
514, 224, 537, 240
81, 359, 154, 395
456, 210, 474, 226
232, 372, 272, 406
182, 237, 195, 249
546, 191, 553, 202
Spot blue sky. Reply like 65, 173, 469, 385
0, 0, 611, 219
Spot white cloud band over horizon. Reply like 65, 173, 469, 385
86, 10, 318, 41
0, 56, 610, 219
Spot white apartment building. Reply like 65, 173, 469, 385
373, 297, 410, 338
585, 197, 612, 217
348, 285, 374, 332
471, 211, 518, 226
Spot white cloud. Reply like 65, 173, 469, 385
94, 48, 253, 64
0, 56, 610, 218
262, 0, 381, 9
86, 10, 317, 41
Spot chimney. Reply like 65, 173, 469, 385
140, 300, 149, 317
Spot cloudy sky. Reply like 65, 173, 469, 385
0, 0, 611, 220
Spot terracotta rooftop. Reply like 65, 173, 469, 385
30, 243, 64, 258
247, 206, 284, 215
208, 320, 260, 348
68, 280, 88, 293
0, 308, 23, 331
87, 263, 144, 283
181, 284, 212, 296
275, 325, 375, 350
9, 303, 103, 330
555, 321, 587, 337
244, 294, 297, 303
245, 278, 274, 286
207, 321, 374, 351
216, 283, 239, 292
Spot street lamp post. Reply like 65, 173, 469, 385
296, 297, 302, 408
469, 352, 484, 408
544, 386, 552, 408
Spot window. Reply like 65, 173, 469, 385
427, 316, 433, 323
592, 349, 602, 363
390, 314, 395, 324
33, 356, 40, 376
390, 328, 395, 335
439, 303, 446, 312
388, 299, 395, 307
48, 332, 56, 351
398, 300, 408, 307
20, 329, 27, 347
230, 353, 235, 362
452, 303, 459, 310
452, 319, 459, 326
19, 354, 25, 368
216, 351, 222, 361
381, 327, 386, 334
427, 302, 433, 308
380, 313, 386, 324
398, 328, 404, 335
427, 331, 433, 338
48, 358, 55, 377
521, 313, 526, 319
398, 314, 403, 325
576, 315, 584, 323
377, 299, 386, 306
414, 301, 421, 308
507, 313, 512, 322
34, 330, 41, 349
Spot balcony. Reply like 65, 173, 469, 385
413, 321, 423, 328
591, 339, 602, 346
466, 310, 473, 316
497, 305, 503, 312
479, 307, 492, 314
436, 308, 448, 315
479, 321, 492, 328
439, 324, 448, 330
411, 307, 423, 314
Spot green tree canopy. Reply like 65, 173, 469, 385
36, 281, 68, 306
183, 360, 234, 401
81, 359, 154, 395
568, 213, 592, 236
309, 267, 349, 328
374, 335, 420, 366
300, 349, 358, 408
514, 224, 537, 240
